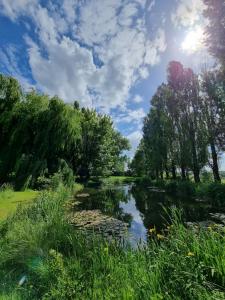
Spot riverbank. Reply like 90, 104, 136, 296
0, 187, 38, 221
0, 182, 224, 299
129, 177, 225, 207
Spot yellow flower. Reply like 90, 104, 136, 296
149, 227, 156, 234
187, 252, 195, 257
157, 234, 164, 240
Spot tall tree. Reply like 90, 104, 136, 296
201, 69, 225, 182
203, 0, 225, 68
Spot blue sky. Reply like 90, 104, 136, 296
1, 0, 223, 167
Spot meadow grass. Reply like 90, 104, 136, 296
0, 187, 38, 221
0, 183, 224, 299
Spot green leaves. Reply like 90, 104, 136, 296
0, 74, 129, 188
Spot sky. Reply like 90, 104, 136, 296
1, 0, 221, 165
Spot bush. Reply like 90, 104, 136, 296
197, 182, 225, 206
165, 181, 195, 198
165, 181, 177, 194
177, 181, 196, 198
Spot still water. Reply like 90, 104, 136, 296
76, 183, 214, 245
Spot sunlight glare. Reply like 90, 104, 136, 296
181, 27, 204, 54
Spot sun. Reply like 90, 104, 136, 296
181, 27, 205, 54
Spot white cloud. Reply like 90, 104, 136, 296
171, 0, 205, 27
126, 130, 142, 157
0, 0, 37, 21
147, 0, 156, 12
0, 45, 33, 90
133, 94, 143, 103
113, 108, 146, 125
0, 0, 166, 112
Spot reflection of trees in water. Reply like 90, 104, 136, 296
130, 184, 212, 226
130, 185, 169, 230
79, 184, 213, 232
78, 187, 133, 226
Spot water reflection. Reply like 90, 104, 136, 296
77, 183, 213, 244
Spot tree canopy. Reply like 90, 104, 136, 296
0, 74, 130, 189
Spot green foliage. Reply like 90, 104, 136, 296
0, 74, 129, 189
196, 182, 225, 206
131, 59, 225, 184
203, 0, 225, 67
0, 186, 224, 299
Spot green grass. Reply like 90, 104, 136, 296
0, 183, 224, 299
0, 189, 38, 221
98, 176, 139, 185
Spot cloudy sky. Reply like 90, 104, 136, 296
0, 0, 212, 158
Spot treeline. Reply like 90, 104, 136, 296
131, 63, 225, 183
0, 75, 129, 189
131, 0, 225, 183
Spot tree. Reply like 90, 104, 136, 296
201, 69, 225, 182
167, 62, 208, 183
203, 0, 225, 68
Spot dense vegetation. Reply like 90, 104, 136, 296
131, 0, 225, 184
0, 1, 225, 299
0, 76, 129, 190
0, 183, 224, 300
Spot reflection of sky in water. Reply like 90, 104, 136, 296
120, 192, 147, 245
81, 183, 214, 247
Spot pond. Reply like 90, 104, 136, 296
74, 183, 219, 246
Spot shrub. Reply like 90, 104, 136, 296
176, 181, 196, 198
200, 182, 225, 206
165, 181, 177, 194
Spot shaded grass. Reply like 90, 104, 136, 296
0, 189, 38, 221
0, 184, 224, 299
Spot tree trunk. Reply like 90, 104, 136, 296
190, 122, 201, 183
186, 170, 190, 180
193, 168, 200, 183
181, 164, 186, 180
171, 162, 176, 180
210, 141, 221, 182
165, 164, 169, 179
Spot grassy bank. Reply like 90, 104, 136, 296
0, 183, 224, 299
0, 187, 38, 221
86, 176, 139, 186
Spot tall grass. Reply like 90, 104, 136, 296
0, 183, 224, 299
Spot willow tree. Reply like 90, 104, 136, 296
0, 75, 22, 184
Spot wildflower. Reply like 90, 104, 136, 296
187, 252, 195, 257
157, 234, 164, 240
149, 227, 156, 234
